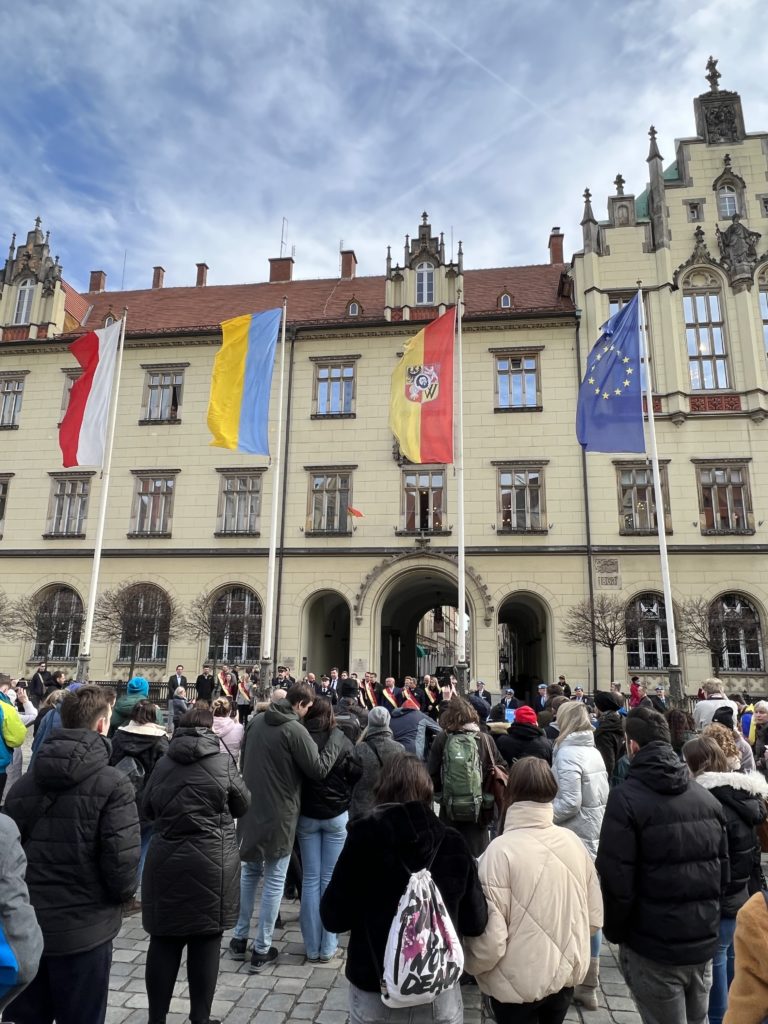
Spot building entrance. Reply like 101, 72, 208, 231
302, 590, 350, 676
497, 592, 550, 702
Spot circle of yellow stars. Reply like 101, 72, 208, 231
585, 340, 633, 400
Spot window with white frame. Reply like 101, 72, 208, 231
717, 184, 738, 219
617, 463, 671, 534
497, 466, 546, 531
130, 472, 178, 536
415, 262, 434, 305
0, 475, 11, 538
13, 280, 35, 325
312, 360, 356, 416
59, 369, 82, 424
494, 353, 540, 409
0, 376, 25, 427
208, 586, 262, 665
711, 593, 764, 672
626, 593, 670, 670
402, 468, 444, 532
759, 273, 768, 356
32, 586, 83, 660
141, 367, 184, 422
696, 462, 752, 534
307, 470, 352, 533
499, 293, 512, 309
683, 276, 729, 390
216, 470, 262, 535
117, 584, 171, 663
45, 474, 92, 537
347, 301, 359, 317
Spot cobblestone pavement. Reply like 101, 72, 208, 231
106, 900, 641, 1024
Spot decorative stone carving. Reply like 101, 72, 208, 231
690, 394, 742, 413
716, 215, 761, 292
705, 103, 739, 143
693, 58, 746, 144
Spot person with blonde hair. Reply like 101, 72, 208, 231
703, 722, 741, 771
551, 699, 609, 1008
212, 697, 244, 762
465, 757, 602, 1023
693, 678, 738, 732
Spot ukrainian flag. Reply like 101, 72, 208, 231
207, 309, 282, 455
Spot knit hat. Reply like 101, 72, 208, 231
402, 695, 421, 711
367, 707, 391, 732
594, 690, 624, 713
127, 676, 150, 696
341, 679, 359, 698
513, 705, 538, 726
712, 705, 735, 730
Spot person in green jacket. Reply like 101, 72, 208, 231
109, 678, 160, 736
230, 682, 345, 972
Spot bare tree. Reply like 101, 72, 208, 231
93, 582, 179, 680
561, 594, 638, 685
677, 597, 727, 672
11, 589, 84, 663
180, 588, 266, 698
0, 588, 17, 643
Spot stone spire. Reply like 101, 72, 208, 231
646, 125, 662, 163
581, 188, 600, 254
694, 56, 745, 144
646, 126, 670, 250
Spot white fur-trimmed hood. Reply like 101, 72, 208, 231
695, 771, 768, 796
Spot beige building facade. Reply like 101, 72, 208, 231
0, 63, 765, 696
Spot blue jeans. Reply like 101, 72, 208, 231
137, 825, 153, 886
708, 915, 737, 1024
296, 812, 348, 959
590, 928, 602, 959
232, 855, 291, 954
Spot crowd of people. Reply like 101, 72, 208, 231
1, 666, 768, 1024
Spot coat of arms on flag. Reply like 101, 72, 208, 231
406, 364, 439, 403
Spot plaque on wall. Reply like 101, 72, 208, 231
594, 557, 621, 589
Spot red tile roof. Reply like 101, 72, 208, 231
76, 263, 571, 336
61, 279, 91, 325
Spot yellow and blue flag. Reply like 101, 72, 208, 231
576, 293, 645, 453
207, 309, 282, 455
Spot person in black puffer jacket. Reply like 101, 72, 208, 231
297, 700, 361, 962
493, 704, 552, 764
596, 708, 728, 1024
684, 735, 768, 1024
141, 705, 250, 1024
593, 691, 626, 781
321, 752, 488, 1024
3, 685, 140, 1024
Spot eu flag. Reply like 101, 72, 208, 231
576, 293, 645, 453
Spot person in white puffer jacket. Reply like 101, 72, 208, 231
551, 699, 609, 1011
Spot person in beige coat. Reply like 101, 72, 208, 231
465, 757, 603, 1024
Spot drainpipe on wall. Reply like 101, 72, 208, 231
272, 328, 296, 663
574, 310, 599, 688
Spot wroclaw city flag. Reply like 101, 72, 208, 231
389, 308, 455, 464
207, 308, 282, 455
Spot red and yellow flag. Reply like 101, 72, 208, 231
389, 308, 455, 464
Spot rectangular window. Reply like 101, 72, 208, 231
313, 361, 356, 416
402, 469, 445, 532
45, 475, 92, 537
307, 471, 352, 533
0, 377, 25, 427
216, 471, 262, 535
130, 473, 177, 536
0, 475, 11, 538
685, 201, 704, 222
497, 467, 546, 532
59, 369, 82, 425
760, 287, 768, 356
141, 368, 184, 422
617, 464, 671, 534
684, 290, 729, 390
697, 464, 752, 534
495, 354, 540, 409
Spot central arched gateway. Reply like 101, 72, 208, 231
497, 591, 552, 700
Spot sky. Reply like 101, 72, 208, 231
1, 0, 767, 295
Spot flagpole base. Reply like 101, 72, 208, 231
76, 653, 91, 683
668, 665, 684, 706
455, 661, 469, 698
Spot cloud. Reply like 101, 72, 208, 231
0, 0, 766, 293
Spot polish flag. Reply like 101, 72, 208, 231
59, 321, 121, 467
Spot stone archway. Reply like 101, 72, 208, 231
497, 591, 552, 702
301, 590, 351, 676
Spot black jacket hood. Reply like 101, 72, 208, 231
351, 801, 446, 870
596, 711, 624, 734
508, 722, 545, 740
167, 726, 221, 764
33, 728, 111, 790
627, 740, 689, 795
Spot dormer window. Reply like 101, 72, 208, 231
104, 315, 115, 327
13, 280, 35, 325
347, 301, 359, 317
416, 262, 434, 305
718, 185, 738, 219
499, 293, 512, 310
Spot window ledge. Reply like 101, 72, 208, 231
310, 412, 356, 420
137, 418, 182, 426
619, 529, 674, 537
113, 660, 167, 666
496, 528, 549, 535
42, 533, 86, 540
0, 424, 20, 431
26, 658, 79, 666
304, 530, 353, 537
395, 529, 452, 537
214, 530, 261, 538
700, 529, 755, 537
126, 532, 173, 539
494, 405, 543, 414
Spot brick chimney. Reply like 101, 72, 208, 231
548, 227, 564, 264
340, 249, 357, 280
89, 270, 106, 293
269, 256, 294, 283
196, 262, 208, 287
152, 266, 165, 289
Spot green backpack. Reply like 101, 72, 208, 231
441, 733, 483, 823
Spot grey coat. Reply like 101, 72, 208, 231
0, 815, 43, 1012
348, 729, 404, 820
237, 699, 344, 859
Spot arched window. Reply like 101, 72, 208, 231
117, 584, 171, 663
415, 262, 434, 305
32, 586, 83, 660
104, 314, 115, 327
758, 267, 768, 357
718, 185, 738, 219
13, 280, 35, 325
711, 593, 764, 672
626, 592, 670, 670
499, 293, 512, 309
347, 301, 359, 317
682, 270, 729, 390
208, 586, 262, 665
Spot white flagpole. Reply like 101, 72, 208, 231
77, 310, 128, 680
261, 299, 287, 684
455, 294, 468, 693
637, 286, 679, 669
